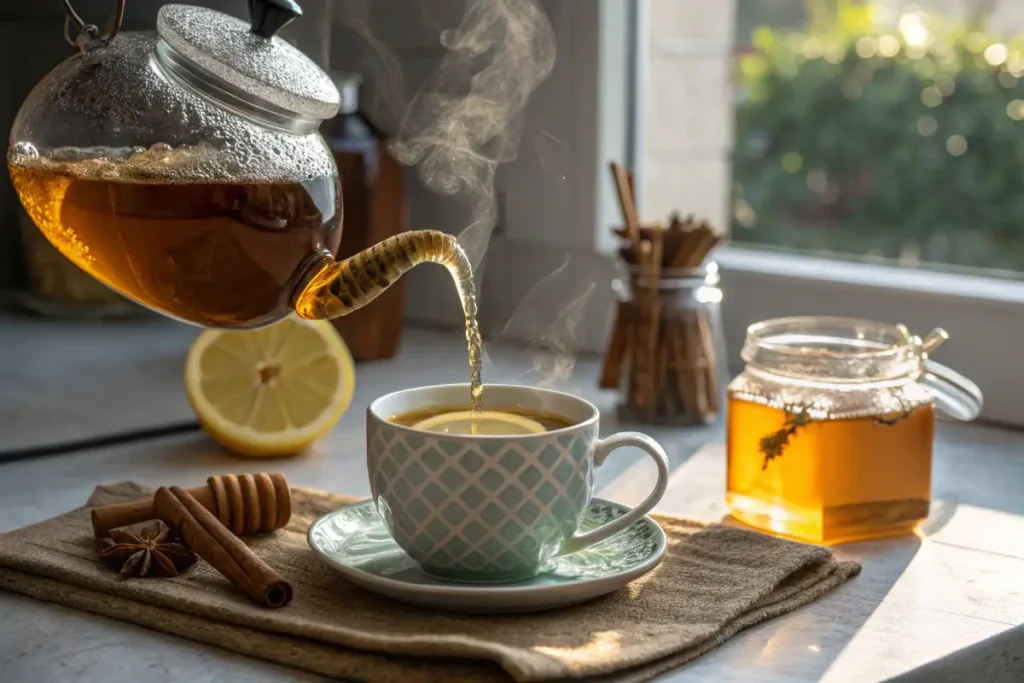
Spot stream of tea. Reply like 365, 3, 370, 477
291, 229, 485, 413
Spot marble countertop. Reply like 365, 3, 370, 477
1, 313, 1022, 682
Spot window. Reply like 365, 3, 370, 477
732, 0, 1024, 275
636, 0, 1024, 424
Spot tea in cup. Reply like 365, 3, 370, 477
366, 384, 669, 583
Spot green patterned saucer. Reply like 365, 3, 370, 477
307, 498, 666, 614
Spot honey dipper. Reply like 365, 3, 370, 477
91, 473, 291, 538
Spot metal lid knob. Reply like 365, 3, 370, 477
248, 0, 302, 39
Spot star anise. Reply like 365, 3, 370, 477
98, 523, 198, 578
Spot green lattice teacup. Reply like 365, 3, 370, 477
366, 384, 669, 583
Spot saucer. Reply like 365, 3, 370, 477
307, 498, 667, 614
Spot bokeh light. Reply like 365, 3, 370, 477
921, 87, 943, 107
898, 12, 930, 48
1007, 100, 1024, 121
984, 43, 1009, 66
878, 35, 901, 58
855, 37, 877, 59
781, 152, 803, 173
946, 135, 968, 156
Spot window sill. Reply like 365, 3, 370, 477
717, 246, 1024, 307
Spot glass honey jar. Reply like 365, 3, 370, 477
726, 316, 983, 545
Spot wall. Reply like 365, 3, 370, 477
641, 2, 736, 232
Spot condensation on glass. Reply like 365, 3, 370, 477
726, 316, 983, 544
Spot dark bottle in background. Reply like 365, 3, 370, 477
323, 72, 408, 361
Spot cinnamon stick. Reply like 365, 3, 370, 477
668, 212, 684, 231
696, 311, 722, 413
92, 484, 217, 538
610, 162, 641, 249
683, 228, 722, 269
154, 486, 293, 609
654, 313, 671, 417
91, 473, 291, 538
630, 239, 662, 416
683, 310, 711, 418
668, 314, 698, 420
599, 300, 632, 389
645, 230, 665, 412
626, 240, 650, 410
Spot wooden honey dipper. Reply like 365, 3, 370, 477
91, 473, 291, 538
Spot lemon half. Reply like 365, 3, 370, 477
185, 317, 355, 457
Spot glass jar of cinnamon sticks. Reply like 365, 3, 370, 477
603, 254, 727, 426
600, 161, 726, 424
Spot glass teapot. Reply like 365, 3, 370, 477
8, 0, 474, 329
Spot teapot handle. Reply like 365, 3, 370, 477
62, 0, 125, 51
920, 359, 984, 422
249, 0, 303, 39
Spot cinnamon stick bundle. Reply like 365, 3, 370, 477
621, 291, 720, 424
599, 162, 724, 423
154, 486, 293, 609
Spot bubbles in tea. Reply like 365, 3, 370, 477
8, 143, 340, 328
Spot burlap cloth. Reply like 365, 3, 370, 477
0, 482, 860, 682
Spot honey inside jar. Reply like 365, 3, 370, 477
725, 316, 981, 545
726, 395, 934, 544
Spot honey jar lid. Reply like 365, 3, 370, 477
156, 2, 340, 126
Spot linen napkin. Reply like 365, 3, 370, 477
0, 482, 860, 682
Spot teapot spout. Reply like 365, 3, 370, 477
292, 230, 477, 322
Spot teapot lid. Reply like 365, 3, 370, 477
156, 1, 340, 127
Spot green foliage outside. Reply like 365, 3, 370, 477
732, 1, 1024, 274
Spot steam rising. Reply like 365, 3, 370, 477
501, 255, 596, 389
336, 1, 592, 386
335, 0, 556, 270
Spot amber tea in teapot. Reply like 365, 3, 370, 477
8, 1, 486, 409
9, 144, 340, 328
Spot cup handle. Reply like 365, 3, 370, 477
556, 432, 670, 556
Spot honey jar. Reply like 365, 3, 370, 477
726, 316, 982, 545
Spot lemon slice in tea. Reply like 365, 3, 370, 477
412, 410, 546, 435
185, 317, 355, 457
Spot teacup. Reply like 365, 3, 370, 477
366, 384, 669, 583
